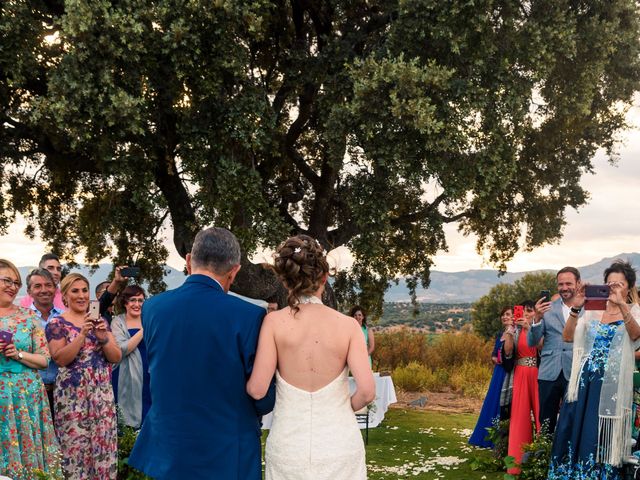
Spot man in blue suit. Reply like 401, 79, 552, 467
129, 227, 275, 479
527, 266, 581, 434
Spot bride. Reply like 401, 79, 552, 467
247, 235, 375, 479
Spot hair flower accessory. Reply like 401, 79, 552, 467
294, 247, 302, 253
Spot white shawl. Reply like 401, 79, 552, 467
566, 303, 640, 466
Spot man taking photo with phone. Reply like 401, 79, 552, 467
527, 266, 581, 434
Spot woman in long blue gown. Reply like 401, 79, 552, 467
548, 261, 640, 479
469, 307, 514, 448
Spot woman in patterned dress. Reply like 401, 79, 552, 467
0, 259, 61, 479
46, 273, 122, 479
548, 260, 640, 479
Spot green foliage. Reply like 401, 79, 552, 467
2, 1, 640, 304
471, 272, 557, 339
117, 425, 151, 480
470, 419, 510, 473
515, 423, 553, 480
380, 330, 493, 396
392, 361, 435, 391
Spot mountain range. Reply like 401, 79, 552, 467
14, 252, 640, 304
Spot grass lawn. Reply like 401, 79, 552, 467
262, 408, 504, 480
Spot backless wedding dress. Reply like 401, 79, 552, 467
264, 367, 367, 479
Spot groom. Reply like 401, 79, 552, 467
129, 227, 275, 479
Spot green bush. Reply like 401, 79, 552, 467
391, 361, 435, 392
449, 361, 493, 399
117, 425, 151, 480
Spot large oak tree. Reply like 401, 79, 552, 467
2, 0, 639, 313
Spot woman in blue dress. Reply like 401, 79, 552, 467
111, 285, 151, 428
548, 260, 640, 479
469, 306, 514, 448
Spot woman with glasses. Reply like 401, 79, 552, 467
0, 259, 62, 478
111, 285, 151, 428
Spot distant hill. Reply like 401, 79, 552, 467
14, 252, 640, 304
14, 264, 186, 300
383, 252, 640, 303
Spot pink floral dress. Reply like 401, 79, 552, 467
45, 316, 117, 479
0, 307, 61, 479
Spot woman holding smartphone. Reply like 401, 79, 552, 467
46, 273, 121, 479
0, 259, 61, 478
549, 261, 640, 479
503, 300, 540, 475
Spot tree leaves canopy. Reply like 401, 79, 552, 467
471, 271, 557, 339
2, 0, 639, 304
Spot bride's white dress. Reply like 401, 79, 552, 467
265, 367, 367, 479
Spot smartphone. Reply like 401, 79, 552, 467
0, 330, 13, 344
89, 300, 101, 321
120, 266, 140, 278
585, 284, 610, 311
540, 290, 551, 303
513, 305, 524, 320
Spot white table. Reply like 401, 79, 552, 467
261, 373, 397, 430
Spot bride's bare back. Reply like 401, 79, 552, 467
248, 302, 374, 410
246, 234, 374, 411
272, 304, 357, 391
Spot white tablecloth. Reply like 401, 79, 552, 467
261, 374, 397, 430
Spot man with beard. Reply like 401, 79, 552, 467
527, 266, 581, 434
25, 268, 63, 416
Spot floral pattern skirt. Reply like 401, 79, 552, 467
55, 367, 117, 480
0, 370, 62, 479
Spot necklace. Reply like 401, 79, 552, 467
298, 295, 323, 305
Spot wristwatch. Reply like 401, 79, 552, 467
570, 306, 582, 315
17, 351, 24, 361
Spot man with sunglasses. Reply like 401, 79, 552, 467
20, 253, 65, 310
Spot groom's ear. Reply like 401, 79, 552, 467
228, 264, 241, 284
186, 254, 193, 275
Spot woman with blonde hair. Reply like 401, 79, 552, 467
46, 273, 121, 479
247, 235, 375, 479
0, 259, 61, 478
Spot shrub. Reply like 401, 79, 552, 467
391, 361, 435, 392
375, 328, 430, 369
424, 332, 492, 370
449, 361, 493, 399
117, 425, 151, 480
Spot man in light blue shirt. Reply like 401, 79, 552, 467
25, 268, 64, 418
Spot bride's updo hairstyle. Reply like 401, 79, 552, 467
273, 235, 329, 313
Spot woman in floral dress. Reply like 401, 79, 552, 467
0, 259, 61, 479
46, 273, 122, 479
549, 260, 640, 479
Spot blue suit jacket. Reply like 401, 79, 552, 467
527, 298, 574, 381
128, 275, 275, 480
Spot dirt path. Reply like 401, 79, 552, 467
393, 390, 482, 414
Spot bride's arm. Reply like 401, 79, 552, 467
347, 319, 375, 411
247, 315, 277, 400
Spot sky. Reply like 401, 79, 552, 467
2, 102, 640, 273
